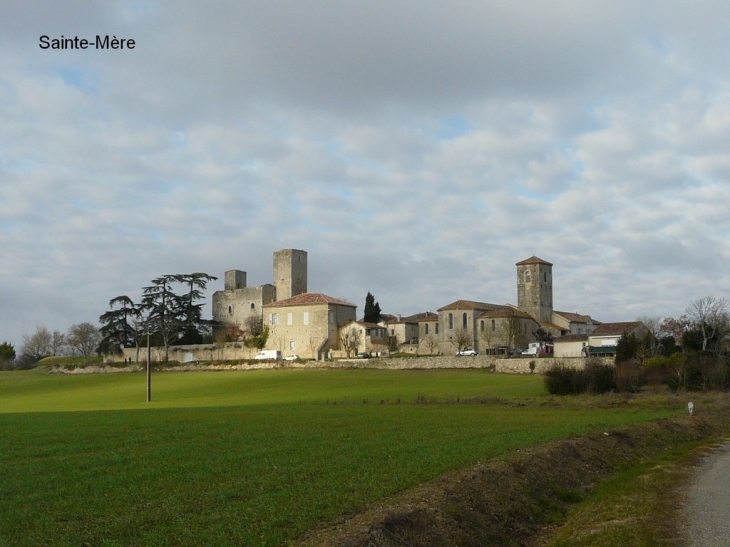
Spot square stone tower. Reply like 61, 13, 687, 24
516, 256, 553, 324
273, 249, 307, 300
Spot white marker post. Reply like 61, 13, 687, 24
688, 401, 694, 415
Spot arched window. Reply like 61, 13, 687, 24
425, 324, 429, 335
491, 319, 495, 331
480, 320, 484, 332
462, 313, 468, 329
250, 303, 255, 309
228, 305, 233, 315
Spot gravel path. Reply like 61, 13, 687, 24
684, 441, 730, 547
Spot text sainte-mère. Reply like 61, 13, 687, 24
39, 35, 135, 50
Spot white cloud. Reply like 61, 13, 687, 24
1, 1, 730, 346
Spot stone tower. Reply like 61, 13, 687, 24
273, 249, 307, 300
516, 256, 553, 324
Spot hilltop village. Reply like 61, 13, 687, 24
203, 249, 648, 361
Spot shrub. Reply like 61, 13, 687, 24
544, 363, 587, 395
614, 360, 643, 393
585, 360, 616, 394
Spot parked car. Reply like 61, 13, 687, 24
254, 350, 282, 360
456, 348, 478, 356
284, 355, 300, 361
356, 352, 371, 359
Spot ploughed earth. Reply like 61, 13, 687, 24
295, 415, 725, 547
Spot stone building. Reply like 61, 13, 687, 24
264, 293, 356, 359
273, 249, 307, 300
211, 249, 308, 335
516, 256, 553, 324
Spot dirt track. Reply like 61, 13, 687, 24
296, 416, 726, 547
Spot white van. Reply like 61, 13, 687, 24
521, 343, 541, 356
254, 350, 282, 361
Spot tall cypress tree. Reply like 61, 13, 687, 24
364, 292, 381, 322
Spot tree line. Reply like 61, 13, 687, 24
0, 272, 216, 369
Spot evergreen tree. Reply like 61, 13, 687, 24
364, 292, 381, 322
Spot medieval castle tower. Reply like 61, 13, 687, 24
212, 249, 308, 331
516, 256, 553, 324
273, 249, 307, 300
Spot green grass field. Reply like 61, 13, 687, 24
0, 368, 683, 546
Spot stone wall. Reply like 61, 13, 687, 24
108, 347, 611, 374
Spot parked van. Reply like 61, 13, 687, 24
255, 350, 282, 361
521, 343, 541, 356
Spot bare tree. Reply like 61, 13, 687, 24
51, 330, 66, 356
685, 296, 730, 351
422, 334, 439, 355
308, 335, 323, 360
67, 322, 102, 365
659, 315, 691, 345
339, 327, 362, 358
450, 328, 472, 353
20, 326, 53, 363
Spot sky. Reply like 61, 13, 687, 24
2, 1, 730, 348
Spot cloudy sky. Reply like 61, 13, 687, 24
2, 1, 730, 347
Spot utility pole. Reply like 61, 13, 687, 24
147, 330, 152, 402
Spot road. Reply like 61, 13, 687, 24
684, 441, 730, 547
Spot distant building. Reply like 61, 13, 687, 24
264, 293, 356, 360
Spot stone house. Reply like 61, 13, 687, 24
338, 320, 388, 356
551, 311, 601, 336
553, 333, 590, 358
585, 321, 649, 356
263, 293, 357, 360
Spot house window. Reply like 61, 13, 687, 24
480, 320, 484, 332
435, 323, 439, 334
491, 320, 495, 331
462, 313, 467, 329
544, 272, 547, 282
269, 313, 279, 325
228, 305, 233, 315
287, 313, 293, 325
289, 340, 296, 350
425, 324, 429, 335
250, 303, 255, 309
303, 312, 310, 325
329, 312, 335, 324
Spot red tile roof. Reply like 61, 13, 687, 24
554, 334, 589, 343
264, 292, 356, 308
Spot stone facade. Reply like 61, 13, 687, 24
264, 293, 357, 359
212, 282, 275, 334
273, 249, 307, 300
212, 248, 307, 336
516, 256, 553, 324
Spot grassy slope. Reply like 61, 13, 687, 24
0, 369, 685, 546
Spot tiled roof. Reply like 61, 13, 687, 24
515, 255, 553, 266
402, 311, 438, 323
590, 321, 643, 336
437, 300, 505, 312
476, 308, 537, 320
554, 334, 589, 343
264, 292, 356, 308
554, 311, 594, 324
